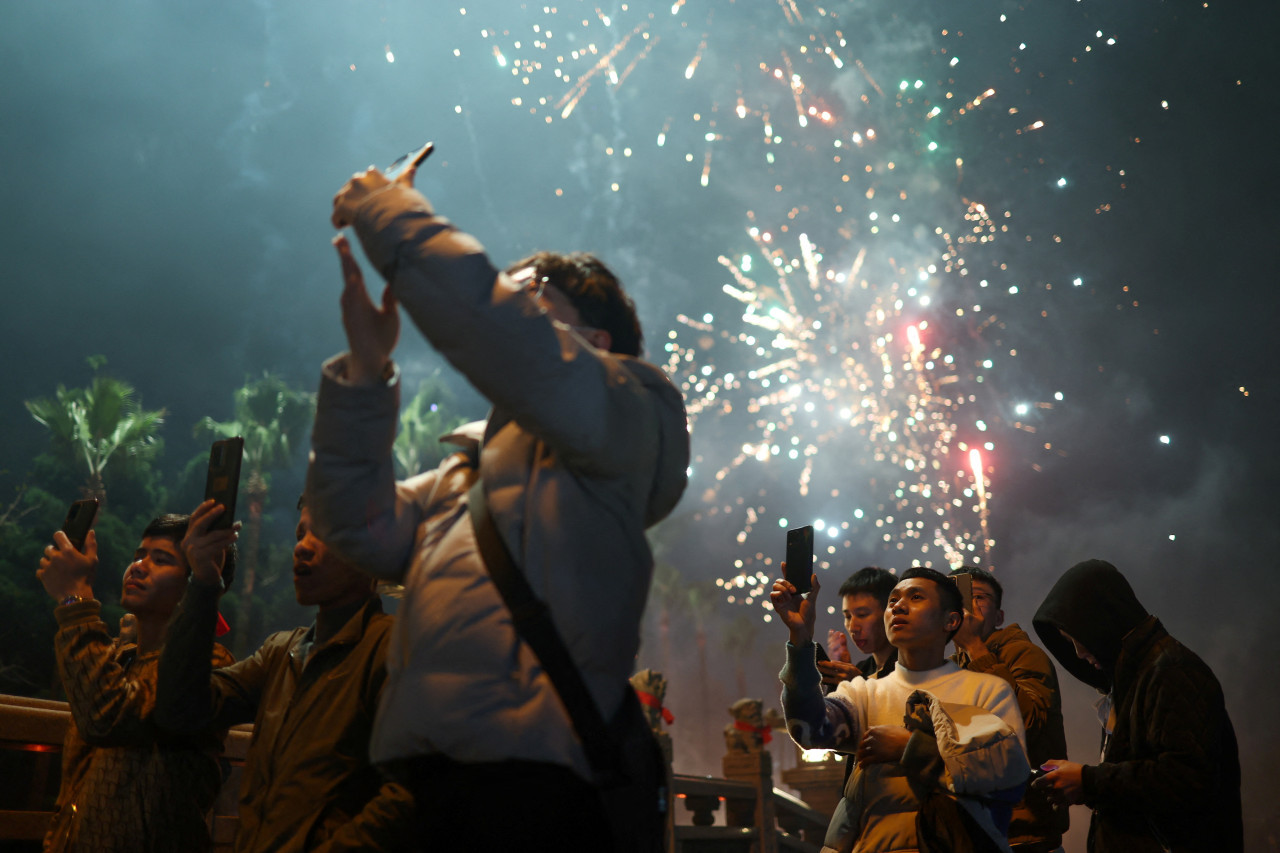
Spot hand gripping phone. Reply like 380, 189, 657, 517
384, 141, 434, 179
203, 437, 244, 530
784, 525, 815, 594
60, 498, 100, 552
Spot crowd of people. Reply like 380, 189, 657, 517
32, 158, 1239, 853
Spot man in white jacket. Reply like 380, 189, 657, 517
306, 161, 689, 851
774, 567, 1030, 853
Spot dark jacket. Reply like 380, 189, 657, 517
954, 623, 1069, 851
156, 583, 411, 853
1033, 559, 1241, 853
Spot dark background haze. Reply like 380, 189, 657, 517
2, 1, 1277, 848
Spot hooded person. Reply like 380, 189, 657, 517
1030, 559, 1241, 853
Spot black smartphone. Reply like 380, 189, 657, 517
60, 498, 100, 552
203, 437, 244, 531
385, 141, 434, 179
784, 525, 815, 594
953, 572, 974, 614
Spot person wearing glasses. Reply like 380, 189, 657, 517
305, 158, 690, 851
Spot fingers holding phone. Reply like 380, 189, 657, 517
770, 569, 820, 646
38, 528, 98, 603
182, 499, 239, 588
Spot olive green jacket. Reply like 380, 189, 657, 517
156, 583, 410, 853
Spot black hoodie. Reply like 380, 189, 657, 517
1033, 559, 1242, 853
1032, 559, 1147, 692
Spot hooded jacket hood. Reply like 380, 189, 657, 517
1032, 559, 1148, 691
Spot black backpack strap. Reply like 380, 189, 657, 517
467, 478, 617, 777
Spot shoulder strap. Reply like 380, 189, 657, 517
467, 478, 617, 776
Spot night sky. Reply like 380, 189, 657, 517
2, 0, 1277, 847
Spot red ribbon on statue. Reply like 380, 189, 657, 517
634, 690, 675, 724
734, 719, 772, 745
215, 612, 231, 637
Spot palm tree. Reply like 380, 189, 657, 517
197, 373, 314, 656
393, 376, 468, 478
25, 359, 165, 505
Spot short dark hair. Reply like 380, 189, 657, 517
900, 566, 964, 622
837, 566, 897, 608
141, 513, 237, 592
507, 251, 643, 357
950, 566, 1002, 608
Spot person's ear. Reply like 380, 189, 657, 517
996, 608, 1005, 629
945, 610, 963, 633
586, 328, 613, 352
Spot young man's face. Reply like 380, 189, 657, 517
120, 537, 189, 619
969, 580, 1004, 642
885, 577, 962, 652
293, 508, 372, 609
842, 592, 890, 658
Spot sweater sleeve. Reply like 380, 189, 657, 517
779, 640, 864, 751
156, 579, 261, 733
54, 600, 154, 745
306, 355, 431, 583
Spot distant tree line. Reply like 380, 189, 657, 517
0, 358, 467, 694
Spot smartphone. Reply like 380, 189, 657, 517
60, 498, 100, 552
385, 141, 435, 179
203, 437, 244, 531
953, 572, 973, 614
784, 525, 815, 594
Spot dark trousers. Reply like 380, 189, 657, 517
388, 754, 610, 852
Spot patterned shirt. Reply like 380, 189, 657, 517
46, 600, 233, 853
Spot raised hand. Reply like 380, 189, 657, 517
181, 500, 240, 588
331, 167, 392, 229
770, 567, 821, 646
334, 233, 399, 385
38, 529, 98, 603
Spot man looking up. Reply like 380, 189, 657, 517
305, 157, 689, 849
1031, 559, 1241, 852
820, 566, 898, 690
950, 567, 1069, 853
155, 498, 410, 853
37, 512, 236, 853
774, 566, 1029, 853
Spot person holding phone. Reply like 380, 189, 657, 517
949, 567, 1069, 853
36, 511, 237, 853
155, 497, 411, 853
773, 566, 1030, 853
1030, 560, 1241, 853
306, 150, 689, 850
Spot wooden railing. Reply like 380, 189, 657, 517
671, 752, 828, 853
0, 694, 250, 852
1, 694, 830, 853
